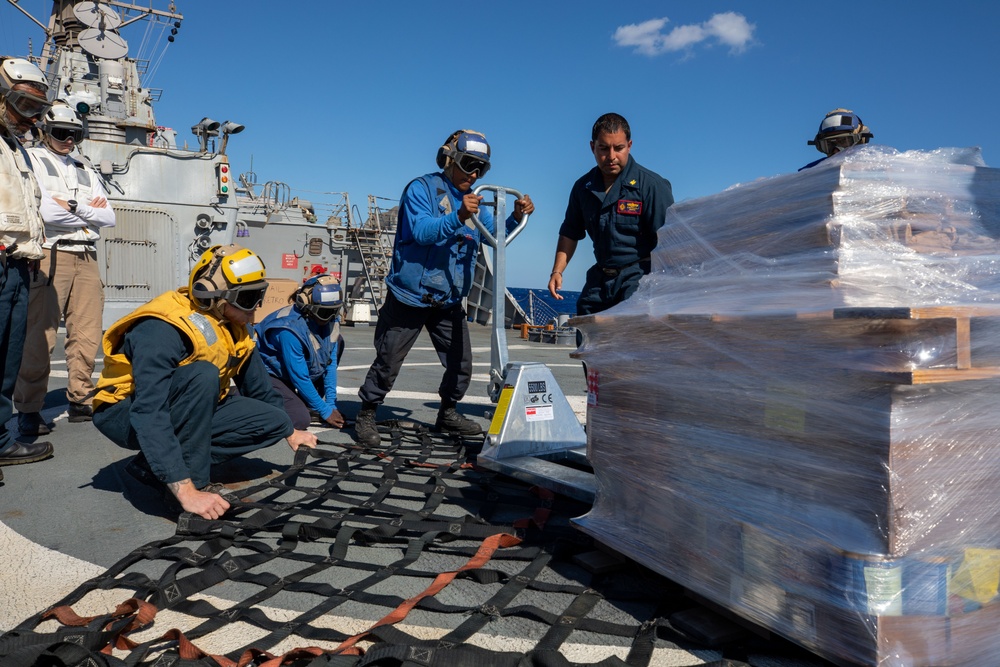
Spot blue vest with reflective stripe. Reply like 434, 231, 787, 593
255, 305, 335, 381
385, 173, 484, 308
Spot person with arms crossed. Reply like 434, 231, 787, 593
354, 129, 533, 447
15, 101, 116, 435
92, 244, 317, 519
548, 113, 673, 316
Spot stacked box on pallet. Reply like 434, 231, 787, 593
572, 146, 1000, 666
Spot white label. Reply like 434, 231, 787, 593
525, 405, 554, 422
864, 565, 903, 616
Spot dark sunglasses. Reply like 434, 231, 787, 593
225, 285, 268, 311
309, 305, 340, 322
49, 126, 84, 142
455, 153, 490, 176
5, 88, 51, 120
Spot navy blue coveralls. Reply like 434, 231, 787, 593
559, 156, 674, 316
92, 319, 292, 489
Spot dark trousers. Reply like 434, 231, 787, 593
575, 262, 648, 316
93, 361, 290, 488
269, 336, 345, 430
0, 258, 30, 451
358, 291, 472, 407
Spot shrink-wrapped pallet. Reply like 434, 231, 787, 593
572, 146, 1000, 666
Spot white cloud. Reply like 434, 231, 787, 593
613, 12, 756, 57
612, 18, 671, 57
705, 12, 755, 53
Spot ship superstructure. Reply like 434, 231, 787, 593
6, 0, 526, 328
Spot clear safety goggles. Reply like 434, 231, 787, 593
49, 126, 84, 142
819, 133, 861, 155
4, 88, 50, 120
223, 284, 268, 311
454, 152, 490, 176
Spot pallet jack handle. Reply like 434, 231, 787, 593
469, 185, 530, 402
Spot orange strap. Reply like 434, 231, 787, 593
332, 531, 522, 654
42, 598, 158, 654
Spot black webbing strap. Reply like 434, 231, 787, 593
0, 640, 127, 667
0, 423, 765, 667
358, 642, 525, 667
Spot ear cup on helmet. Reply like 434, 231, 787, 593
191, 251, 224, 307
294, 275, 321, 310
193, 277, 216, 296
437, 130, 463, 169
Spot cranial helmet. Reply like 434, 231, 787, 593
435, 129, 491, 176
189, 244, 268, 316
41, 101, 84, 145
808, 108, 873, 156
294, 274, 343, 323
43, 101, 83, 130
0, 57, 51, 124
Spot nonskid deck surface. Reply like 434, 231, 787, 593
0, 326, 832, 666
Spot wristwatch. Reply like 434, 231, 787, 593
68, 199, 78, 214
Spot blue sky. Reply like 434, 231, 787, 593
3, 1, 999, 292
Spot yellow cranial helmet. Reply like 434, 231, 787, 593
189, 244, 268, 312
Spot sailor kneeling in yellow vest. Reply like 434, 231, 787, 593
92, 244, 317, 520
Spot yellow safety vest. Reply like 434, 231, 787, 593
93, 289, 257, 409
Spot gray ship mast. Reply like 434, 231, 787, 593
10, 0, 183, 147
5, 0, 526, 330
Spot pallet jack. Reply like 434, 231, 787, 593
468, 185, 595, 502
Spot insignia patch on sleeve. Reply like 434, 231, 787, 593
616, 200, 642, 216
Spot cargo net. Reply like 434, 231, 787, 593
0, 424, 827, 667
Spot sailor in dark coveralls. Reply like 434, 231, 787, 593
548, 113, 674, 316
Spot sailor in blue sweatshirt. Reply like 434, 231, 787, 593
355, 130, 533, 446
255, 275, 346, 430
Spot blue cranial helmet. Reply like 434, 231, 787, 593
436, 129, 491, 176
295, 274, 342, 322
808, 108, 873, 157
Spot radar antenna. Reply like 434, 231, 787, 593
72, 1, 123, 29
74, 2, 129, 60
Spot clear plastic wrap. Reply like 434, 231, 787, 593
572, 146, 1000, 666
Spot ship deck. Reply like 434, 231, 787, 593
0, 323, 832, 666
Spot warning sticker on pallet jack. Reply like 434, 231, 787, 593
525, 405, 554, 422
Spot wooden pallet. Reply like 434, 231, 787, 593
572, 305, 1000, 384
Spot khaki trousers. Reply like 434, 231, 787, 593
14, 247, 104, 411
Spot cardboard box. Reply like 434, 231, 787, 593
257, 278, 299, 319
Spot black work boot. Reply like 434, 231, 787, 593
124, 452, 160, 488
68, 402, 93, 423
0, 439, 54, 466
354, 402, 381, 447
435, 406, 483, 437
17, 412, 51, 436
